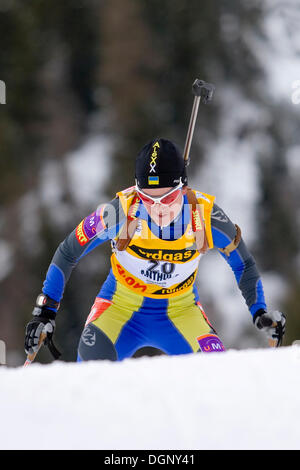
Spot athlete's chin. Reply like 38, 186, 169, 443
154, 214, 174, 227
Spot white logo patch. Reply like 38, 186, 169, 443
82, 326, 96, 347
211, 208, 229, 223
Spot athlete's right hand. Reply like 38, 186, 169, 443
25, 316, 55, 355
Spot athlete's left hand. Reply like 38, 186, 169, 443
254, 309, 286, 347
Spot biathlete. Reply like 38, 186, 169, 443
25, 138, 286, 361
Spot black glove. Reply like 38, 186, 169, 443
25, 315, 56, 355
25, 294, 61, 359
254, 309, 286, 347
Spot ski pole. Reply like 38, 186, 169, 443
183, 78, 215, 167
268, 336, 278, 348
259, 315, 283, 348
24, 332, 47, 367
0, 340, 6, 366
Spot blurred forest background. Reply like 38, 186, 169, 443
1, 0, 300, 366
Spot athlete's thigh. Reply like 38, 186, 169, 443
77, 322, 117, 361
77, 297, 145, 361
166, 299, 225, 354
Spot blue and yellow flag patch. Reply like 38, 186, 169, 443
148, 176, 159, 185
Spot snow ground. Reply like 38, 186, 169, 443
1, 346, 300, 450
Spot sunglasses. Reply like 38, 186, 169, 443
135, 179, 183, 206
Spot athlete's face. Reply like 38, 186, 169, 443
139, 186, 187, 227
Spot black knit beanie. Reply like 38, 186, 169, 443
135, 138, 188, 189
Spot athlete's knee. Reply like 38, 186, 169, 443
78, 323, 118, 361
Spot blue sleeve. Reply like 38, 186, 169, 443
42, 197, 125, 304
211, 204, 267, 317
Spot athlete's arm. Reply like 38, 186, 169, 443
211, 203, 267, 317
42, 197, 126, 303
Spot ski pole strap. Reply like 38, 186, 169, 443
45, 337, 62, 360
218, 224, 241, 257
274, 321, 284, 347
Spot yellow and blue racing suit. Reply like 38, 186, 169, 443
42, 187, 266, 361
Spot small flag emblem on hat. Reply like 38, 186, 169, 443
148, 176, 159, 185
